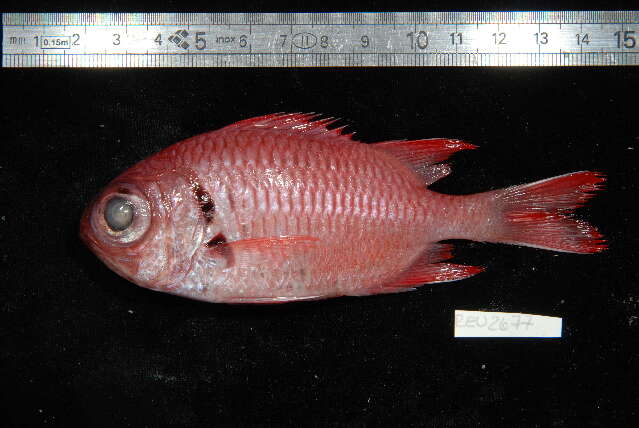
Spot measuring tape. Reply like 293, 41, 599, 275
2, 11, 638, 67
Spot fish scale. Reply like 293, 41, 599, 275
213, 129, 425, 282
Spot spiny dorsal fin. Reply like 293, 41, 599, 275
372, 139, 476, 185
222, 112, 353, 139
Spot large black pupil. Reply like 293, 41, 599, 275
104, 197, 134, 231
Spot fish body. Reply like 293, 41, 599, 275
80, 113, 605, 303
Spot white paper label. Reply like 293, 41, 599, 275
454, 310, 562, 338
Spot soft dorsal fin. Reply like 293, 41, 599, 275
372, 139, 476, 185
372, 138, 476, 166
222, 112, 352, 139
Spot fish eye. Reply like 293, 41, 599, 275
104, 197, 135, 231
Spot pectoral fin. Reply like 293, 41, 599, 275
205, 235, 320, 268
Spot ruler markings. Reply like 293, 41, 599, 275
2, 12, 638, 67
4, 12, 639, 25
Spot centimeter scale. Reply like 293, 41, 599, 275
2, 11, 638, 67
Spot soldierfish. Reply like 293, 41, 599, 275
79, 113, 606, 303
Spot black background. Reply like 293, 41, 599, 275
2, 1, 638, 427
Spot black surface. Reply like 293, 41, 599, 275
2, 4, 639, 428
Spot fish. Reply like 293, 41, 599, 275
79, 113, 606, 304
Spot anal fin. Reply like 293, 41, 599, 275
353, 243, 483, 296
385, 263, 484, 288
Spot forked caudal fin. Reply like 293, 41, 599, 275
493, 171, 606, 253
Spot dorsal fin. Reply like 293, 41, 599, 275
222, 112, 353, 139
372, 139, 476, 185
222, 115, 475, 185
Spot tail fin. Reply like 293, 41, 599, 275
494, 171, 606, 253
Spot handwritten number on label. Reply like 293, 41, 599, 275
488, 316, 510, 331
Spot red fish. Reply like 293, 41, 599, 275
79, 113, 606, 303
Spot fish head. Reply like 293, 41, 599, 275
80, 162, 205, 292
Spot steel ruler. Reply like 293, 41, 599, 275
2, 11, 638, 67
